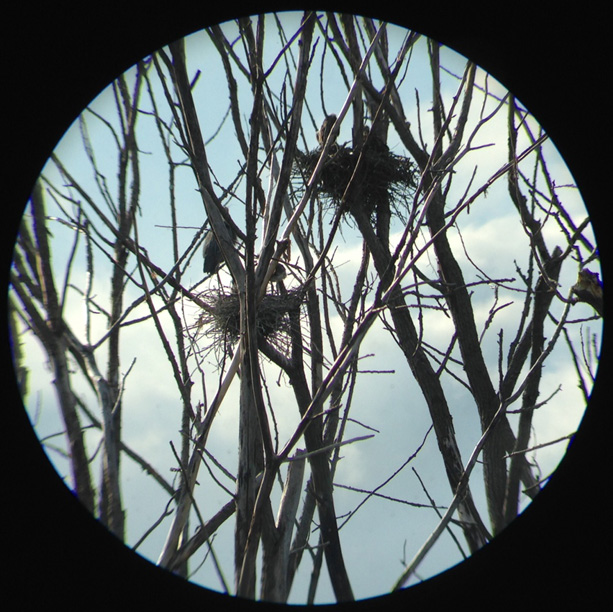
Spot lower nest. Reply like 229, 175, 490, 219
196, 287, 303, 346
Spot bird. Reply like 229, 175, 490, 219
361, 124, 388, 153
202, 218, 236, 277
202, 231, 222, 275
316, 114, 339, 147
269, 261, 287, 294
571, 268, 603, 317
270, 262, 287, 283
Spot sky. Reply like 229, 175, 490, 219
11, 11, 602, 604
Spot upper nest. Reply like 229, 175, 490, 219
294, 139, 417, 219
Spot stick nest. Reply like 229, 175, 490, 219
196, 287, 304, 349
294, 140, 417, 219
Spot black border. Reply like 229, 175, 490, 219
4, 4, 609, 610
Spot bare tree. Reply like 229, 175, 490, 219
9, 11, 601, 604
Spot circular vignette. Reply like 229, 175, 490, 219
5, 5, 608, 610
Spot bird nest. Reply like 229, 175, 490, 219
195, 287, 304, 355
294, 140, 417, 220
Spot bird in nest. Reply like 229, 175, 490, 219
316, 114, 339, 147
270, 262, 287, 283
